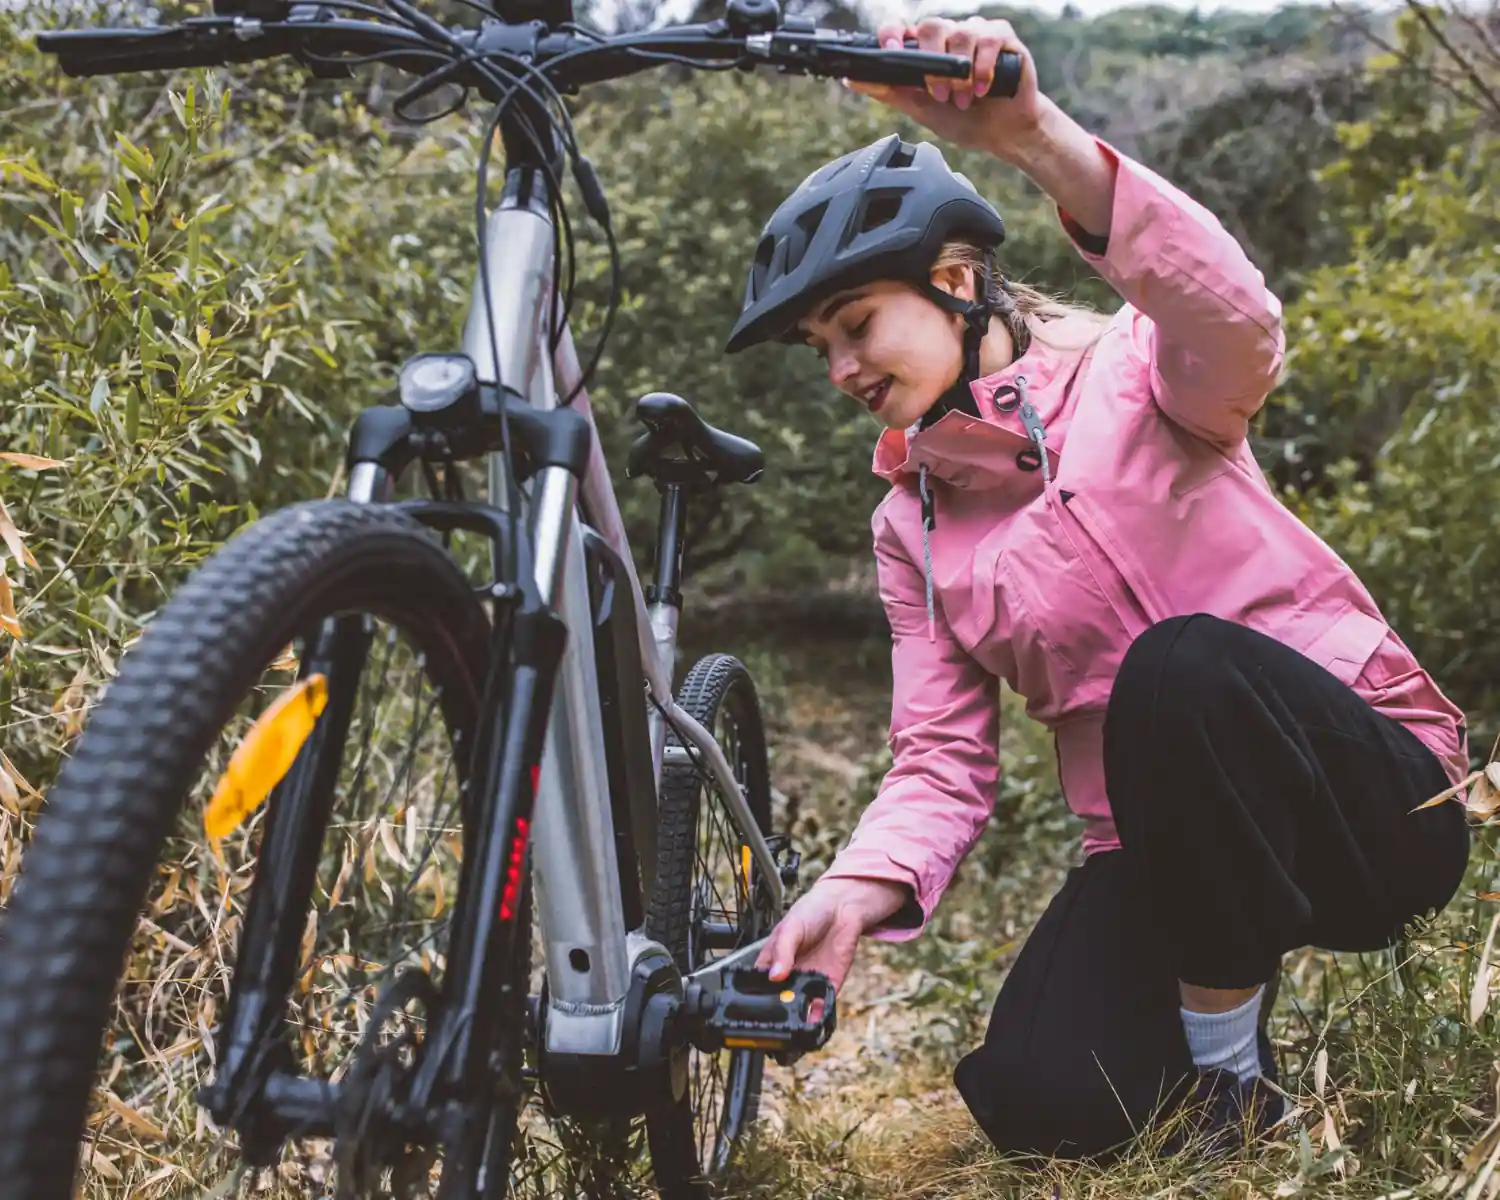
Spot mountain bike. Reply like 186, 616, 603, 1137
0, 3, 1021, 1195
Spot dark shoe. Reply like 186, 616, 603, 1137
1258, 1026, 1279, 1083
1164, 1068, 1287, 1159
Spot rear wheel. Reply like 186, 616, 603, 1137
0, 500, 525, 1199
645, 654, 775, 1196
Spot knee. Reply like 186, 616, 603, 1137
1115, 613, 1239, 723
954, 1041, 1143, 1161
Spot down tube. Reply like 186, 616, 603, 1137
461, 173, 632, 1057
553, 326, 784, 911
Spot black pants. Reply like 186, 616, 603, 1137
953, 614, 1469, 1160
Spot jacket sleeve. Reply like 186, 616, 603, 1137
816, 505, 1001, 942
1058, 139, 1286, 448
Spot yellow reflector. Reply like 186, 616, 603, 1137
724, 1036, 780, 1050
740, 845, 752, 893
780, 989, 795, 1004
204, 674, 328, 839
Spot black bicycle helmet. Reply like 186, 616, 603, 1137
724, 132, 1007, 355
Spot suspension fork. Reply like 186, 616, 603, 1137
200, 614, 373, 1161
412, 467, 576, 1109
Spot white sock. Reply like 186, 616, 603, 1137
1181, 986, 1264, 1084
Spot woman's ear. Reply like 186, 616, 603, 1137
928, 263, 975, 302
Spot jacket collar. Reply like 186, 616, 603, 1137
872, 336, 1082, 485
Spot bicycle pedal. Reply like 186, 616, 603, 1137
766, 832, 801, 890
682, 966, 836, 1067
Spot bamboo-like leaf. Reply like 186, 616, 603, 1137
0, 750, 37, 804
1414, 770, 1483, 811
104, 1093, 167, 1142
53, 664, 89, 741
1472, 912, 1500, 1028
0, 497, 36, 569
0, 571, 20, 639
0, 453, 63, 470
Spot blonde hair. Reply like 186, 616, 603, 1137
930, 240, 1111, 355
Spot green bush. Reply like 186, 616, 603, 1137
1266, 22, 1500, 712
0, 56, 316, 789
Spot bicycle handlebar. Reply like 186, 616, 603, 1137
32, 3, 1024, 101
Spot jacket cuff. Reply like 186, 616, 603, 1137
1056, 137, 1177, 278
816, 847, 931, 943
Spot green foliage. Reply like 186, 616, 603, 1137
0, 55, 317, 783
1263, 16, 1500, 709
0, 5, 497, 785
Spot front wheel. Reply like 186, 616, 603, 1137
0, 500, 523, 1199
645, 654, 775, 1197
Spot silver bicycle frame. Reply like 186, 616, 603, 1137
424, 171, 783, 1058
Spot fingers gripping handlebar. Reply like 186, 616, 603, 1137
33, 0, 1023, 99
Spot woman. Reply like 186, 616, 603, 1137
731, 15, 1472, 1161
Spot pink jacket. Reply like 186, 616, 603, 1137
818, 139, 1470, 941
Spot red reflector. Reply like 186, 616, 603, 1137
499, 815, 531, 921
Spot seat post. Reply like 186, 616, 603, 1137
647, 483, 687, 611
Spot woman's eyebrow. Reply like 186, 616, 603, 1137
814, 290, 865, 324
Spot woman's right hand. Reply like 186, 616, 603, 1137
755, 876, 913, 992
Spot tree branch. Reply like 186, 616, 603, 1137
1405, 0, 1500, 119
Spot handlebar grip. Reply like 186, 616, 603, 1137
901, 40, 1023, 98
35, 27, 272, 77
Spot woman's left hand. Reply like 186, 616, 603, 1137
845, 16, 1046, 157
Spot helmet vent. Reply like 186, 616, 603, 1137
886, 142, 917, 169
785, 200, 828, 272
857, 189, 904, 234
749, 233, 776, 296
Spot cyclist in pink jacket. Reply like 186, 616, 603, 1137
729, 15, 1471, 1160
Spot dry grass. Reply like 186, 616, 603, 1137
6, 631, 1500, 1199
726, 656, 1500, 1200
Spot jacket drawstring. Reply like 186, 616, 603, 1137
915, 375, 1048, 645
918, 463, 936, 643
1015, 375, 1050, 486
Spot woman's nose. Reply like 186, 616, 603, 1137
828, 350, 859, 391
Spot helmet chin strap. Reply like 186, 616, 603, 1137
916, 283, 991, 429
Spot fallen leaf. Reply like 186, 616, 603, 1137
89, 1149, 122, 1181
0, 453, 63, 470
1415, 770, 1482, 811
327, 845, 353, 909
415, 861, 446, 920
1480, 893, 1500, 903
1487, 763, 1500, 791
0, 496, 36, 569
0, 749, 40, 807
1315, 1047, 1328, 1099
52, 663, 89, 740
1473, 774, 1500, 821
379, 819, 410, 870
0, 571, 20, 640
299, 907, 318, 973
104, 1092, 167, 1141
151, 866, 181, 916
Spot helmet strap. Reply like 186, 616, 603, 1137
918, 281, 992, 429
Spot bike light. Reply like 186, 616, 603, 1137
399, 352, 481, 428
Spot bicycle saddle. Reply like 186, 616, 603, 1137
627, 392, 764, 488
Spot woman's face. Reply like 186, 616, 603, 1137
797, 266, 970, 432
